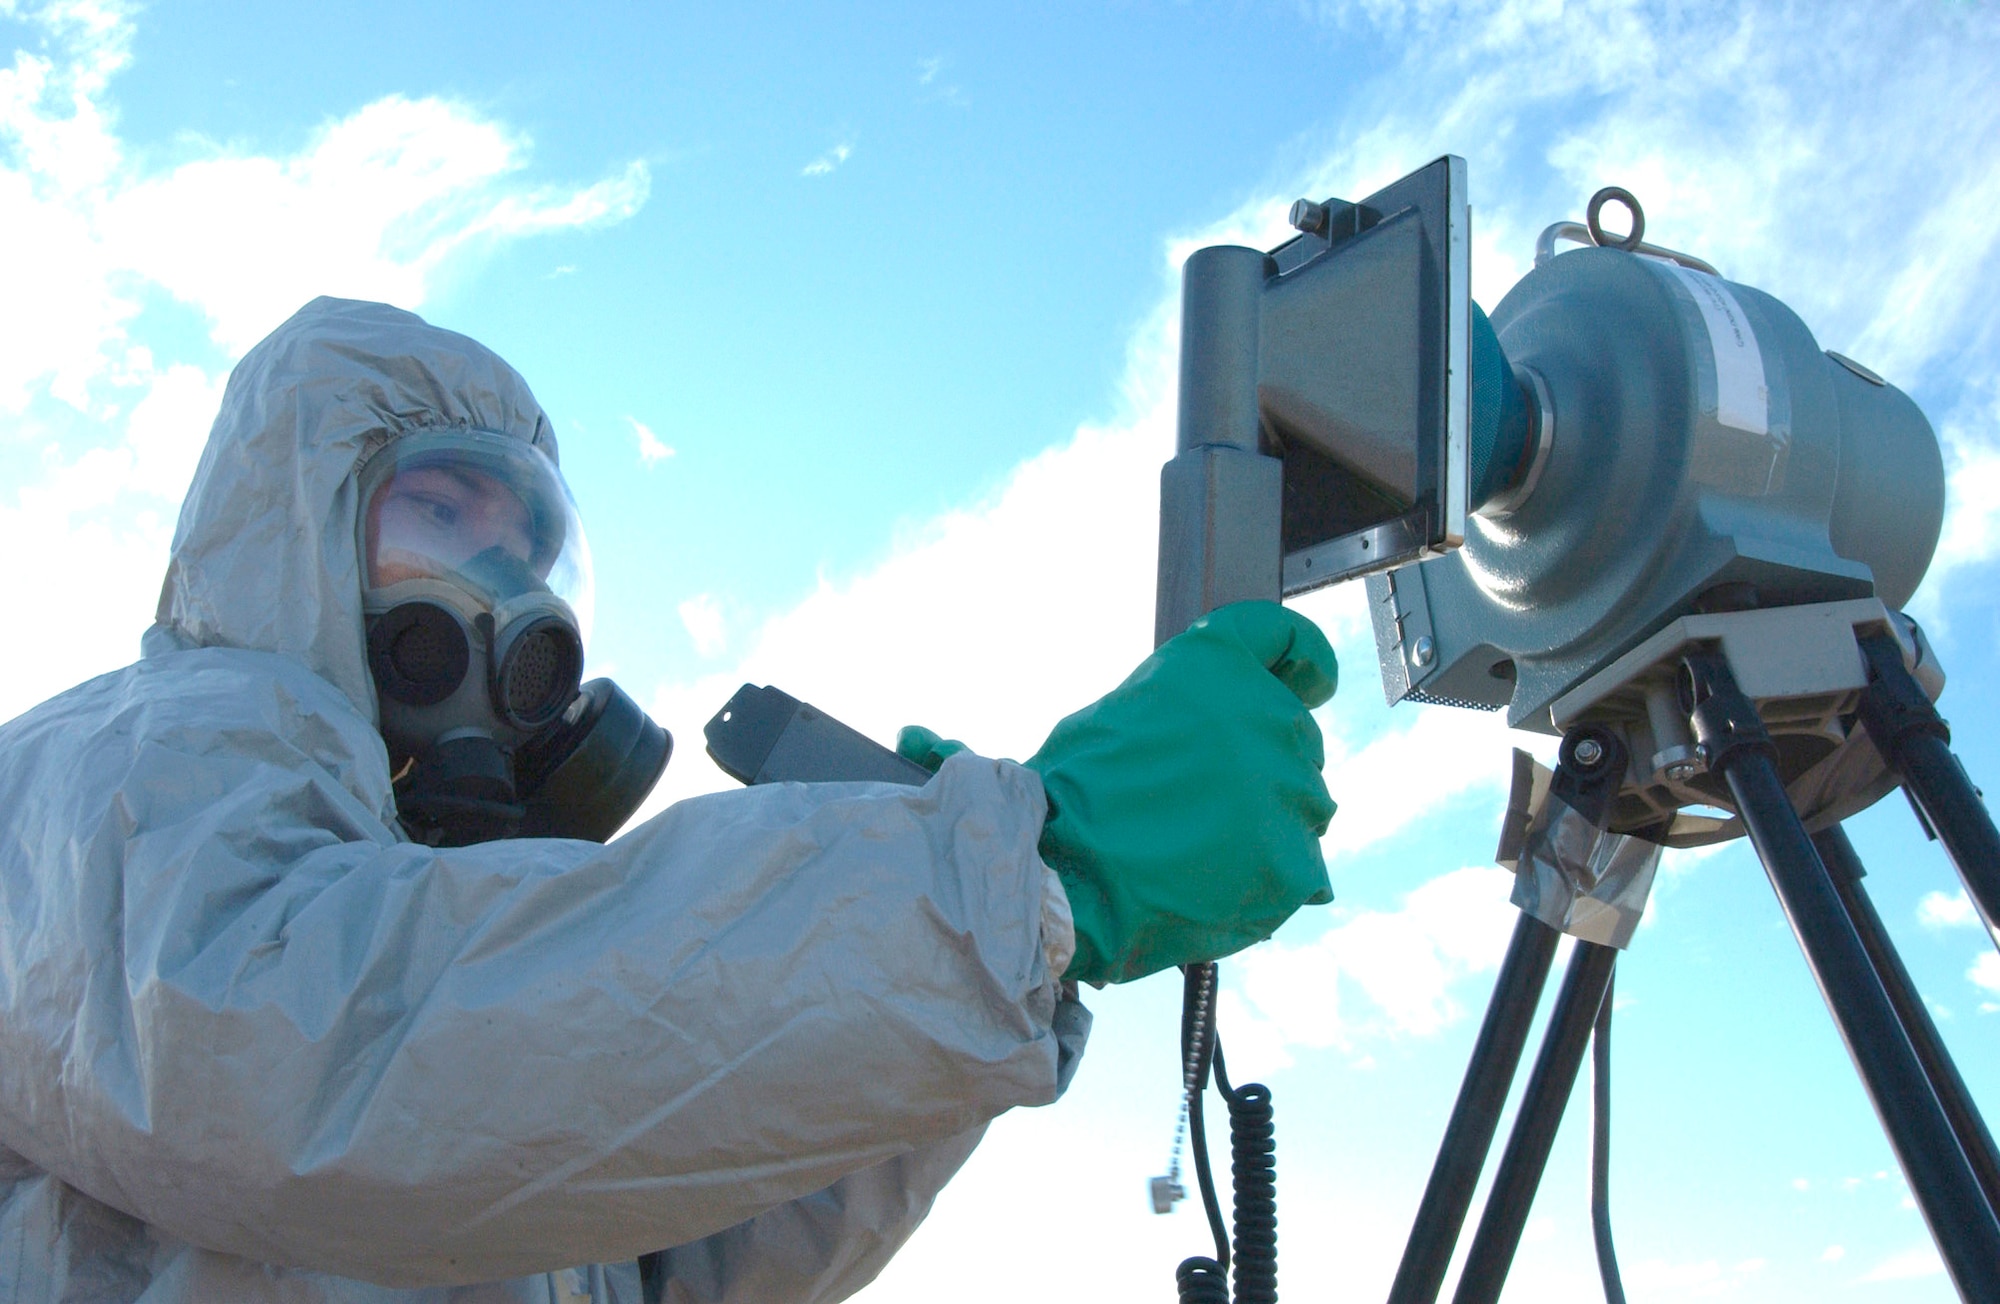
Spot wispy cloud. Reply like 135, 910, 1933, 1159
100, 96, 648, 356
1218, 865, 1522, 1069
1621, 1254, 1769, 1295
0, 1, 650, 721
625, 415, 675, 466
1915, 888, 2000, 1005
917, 55, 967, 106
1861, 1242, 1945, 1282
801, 143, 852, 177
677, 594, 727, 659
1971, 951, 2000, 999
1919, 889, 1980, 930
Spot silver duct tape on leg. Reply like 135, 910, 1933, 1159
1497, 749, 1661, 950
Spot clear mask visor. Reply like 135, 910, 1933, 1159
359, 428, 594, 641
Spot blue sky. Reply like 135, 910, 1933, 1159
3, 0, 1999, 1298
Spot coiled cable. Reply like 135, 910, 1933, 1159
1214, 1041, 1278, 1304
1174, 962, 1280, 1304
1177, 1256, 1232, 1304
1591, 970, 1627, 1304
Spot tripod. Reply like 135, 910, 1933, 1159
1385, 607, 2000, 1303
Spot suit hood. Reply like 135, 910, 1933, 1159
146, 297, 559, 721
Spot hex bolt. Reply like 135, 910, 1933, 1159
1290, 198, 1329, 234
1412, 634, 1436, 668
1574, 738, 1605, 768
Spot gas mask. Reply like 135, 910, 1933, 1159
358, 429, 670, 847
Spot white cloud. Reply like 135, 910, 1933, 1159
1861, 1242, 1944, 1283
801, 143, 852, 177
1925, 391, 2000, 602
1820, 1244, 1844, 1263
100, 100, 648, 355
1927, 890, 2000, 999
1319, 699, 1523, 858
916, 56, 967, 106
0, 1, 134, 411
626, 415, 675, 466
1919, 889, 1978, 929
1620, 1254, 1769, 1298
677, 594, 727, 659
0, 1, 649, 723
1212, 865, 1520, 1069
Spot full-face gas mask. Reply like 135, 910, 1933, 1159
358, 429, 671, 846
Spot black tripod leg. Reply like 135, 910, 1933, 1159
1857, 632, 2000, 941
1450, 938, 1619, 1304
1686, 652, 2000, 1300
1388, 913, 1562, 1304
1814, 824, 2000, 1216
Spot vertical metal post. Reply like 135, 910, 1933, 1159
1176, 246, 1266, 457
1814, 824, 2000, 1215
1687, 652, 2000, 1301
1155, 246, 1284, 646
1388, 913, 1563, 1304
1856, 632, 2000, 943
1450, 939, 1619, 1304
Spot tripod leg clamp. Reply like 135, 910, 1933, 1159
1856, 631, 1951, 756
1682, 648, 1775, 774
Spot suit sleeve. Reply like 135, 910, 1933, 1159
0, 652, 1080, 1289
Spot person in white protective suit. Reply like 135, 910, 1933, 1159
0, 297, 1342, 1302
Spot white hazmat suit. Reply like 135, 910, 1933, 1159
0, 298, 1086, 1303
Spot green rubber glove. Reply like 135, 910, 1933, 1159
896, 602, 1337, 985
1027, 601, 1337, 984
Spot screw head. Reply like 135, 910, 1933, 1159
1573, 738, 1605, 768
1411, 634, 1436, 668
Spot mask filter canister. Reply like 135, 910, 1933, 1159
516, 679, 674, 842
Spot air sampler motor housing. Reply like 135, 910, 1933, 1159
1371, 243, 1945, 735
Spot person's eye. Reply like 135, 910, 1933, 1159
408, 493, 459, 529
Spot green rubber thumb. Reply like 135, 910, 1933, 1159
1192, 598, 1338, 709
895, 725, 969, 774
